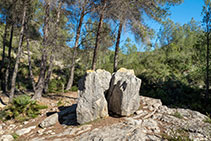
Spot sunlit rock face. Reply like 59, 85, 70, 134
107, 68, 142, 116
76, 69, 111, 124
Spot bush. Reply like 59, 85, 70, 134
204, 114, 211, 124
49, 79, 65, 93
71, 86, 78, 92
172, 111, 183, 119
0, 95, 47, 121
162, 128, 192, 141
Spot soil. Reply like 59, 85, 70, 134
0, 91, 126, 140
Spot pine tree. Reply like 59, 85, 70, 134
10, 0, 30, 101
202, 0, 211, 98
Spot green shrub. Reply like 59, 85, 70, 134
172, 111, 183, 119
49, 79, 65, 93
162, 134, 192, 141
11, 133, 19, 140
70, 86, 78, 92
204, 114, 211, 124
1, 95, 47, 121
57, 100, 63, 107
162, 128, 192, 141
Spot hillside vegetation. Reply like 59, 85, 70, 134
0, 0, 210, 116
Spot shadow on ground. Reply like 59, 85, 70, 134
46, 104, 78, 126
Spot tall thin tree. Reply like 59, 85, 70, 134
33, 0, 50, 100
44, 0, 63, 93
66, 0, 89, 90
91, 0, 107, 70
10, 0, 29, 101
202, 0, 211, 98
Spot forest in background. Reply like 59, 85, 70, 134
0, 0, 211, 115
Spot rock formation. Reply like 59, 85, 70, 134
74, 96, 211, 141
107, 68, 142, 116
76, 69, 111, 124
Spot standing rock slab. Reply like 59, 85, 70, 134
76, 69, 111, 124
107, 68, 141, 116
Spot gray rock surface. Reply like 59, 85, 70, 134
107, 68, 142, 116
73, 96, 211, 141
15, 126, 36, 136
74, 118, 161, 141
0, 125, 4, 135
19, 96, 211, 141
76, 69, 111, 124
40, 113, 59, 128
0, 135, 13, 141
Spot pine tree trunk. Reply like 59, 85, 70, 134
33, 52, 47, 100
66, 49, 76, 90
0, 21, 9, 92
0, 22, 8, 73
43, 55, 54, 93
91, 0, 106, 70
27, 39, 36, 92
113, 22, 123, 72
43, 0, 63, 93
65, 7, 85, 91
5, 24, 14, 92
206, 31, 210, 99
10, 1, 27, 101
33, 0, 50, 100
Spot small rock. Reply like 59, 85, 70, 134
0, 103, 5, 109
15, 126, 36, 136
51, 103, 55, 107
142, 119, 160, 133
0, 135, 13, 141
135, 110, 143, 115
125, 118, 142, 126
45, 130, 53, 135
37, 129, 45, 135
148, 106, 154, 111
40, 113, 58, 128
8, 124, 16, 130
23, 121, 29, 125
0, 125, 4, 135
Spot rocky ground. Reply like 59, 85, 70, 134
0, 92, 211, 141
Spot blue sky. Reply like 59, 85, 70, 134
169, 0, 204, 24
121, 0, 205, 51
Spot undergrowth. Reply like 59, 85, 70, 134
171, 111, 183, 119
162, 128, 193, 141
204, 113, 211, 124
0, 95, 47, 121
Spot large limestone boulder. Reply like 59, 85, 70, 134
76, 69, 111, 124
107, 68, 141, 116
